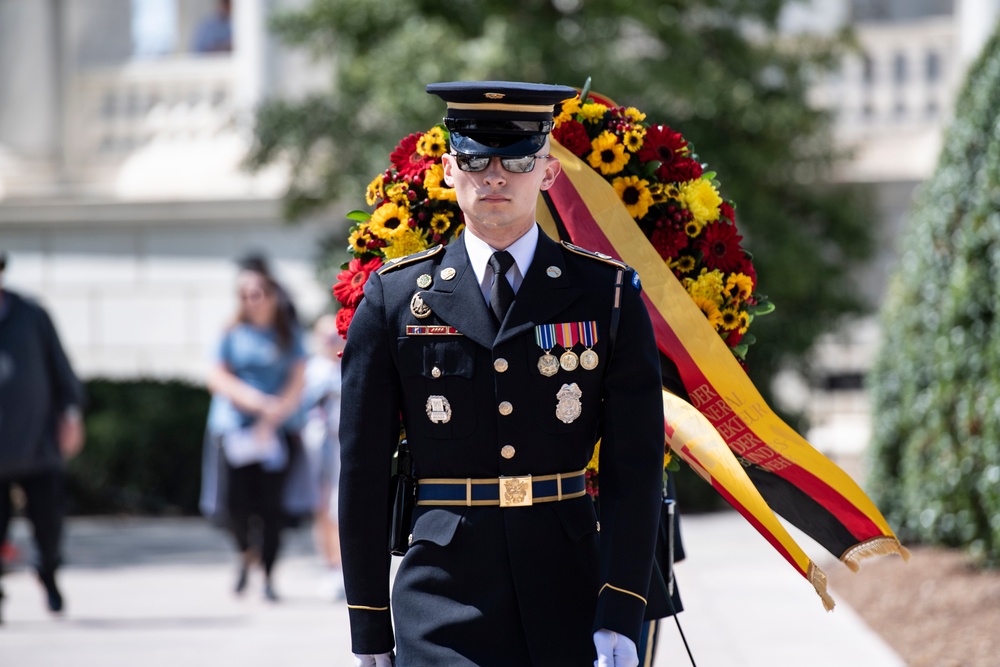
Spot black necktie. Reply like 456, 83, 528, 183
488, 250, 516, 324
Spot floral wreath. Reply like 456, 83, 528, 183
333, 83, 772, 494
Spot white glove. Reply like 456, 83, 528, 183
353, 652, 394, 667
594, 629, 639, 667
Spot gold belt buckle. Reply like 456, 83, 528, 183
499, 475, 533, 508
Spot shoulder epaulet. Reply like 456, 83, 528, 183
377, 245, 444, 275
560, 241, 628, 270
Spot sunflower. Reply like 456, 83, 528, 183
385, 181, 411, 206
623, 107, 646, 123
612, 175, 654, 220
368, 202, 411, 240
554, 96, 582, 126
684, 219, 705, 237
365, 174, 385, 206
417, 127, 447, 158
348, 226, 374, 254
691, 296, 725, 330
672, 255, 697, 274
720, 307, 741, 331
587, 132, 629, 175
738, 311, 751, 334
429, 211, 453, 234
383, 228, 430, 260
623, 128, 645, 153
726, 273, 755, 301
424, 163, 456, 201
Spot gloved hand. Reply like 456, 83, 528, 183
353, 652, 394, 667
594, 629, 639, 667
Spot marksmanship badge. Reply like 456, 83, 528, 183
555, 383, 583, 424
426, 395, 452, 424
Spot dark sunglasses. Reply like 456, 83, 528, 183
454, 154, 551, 174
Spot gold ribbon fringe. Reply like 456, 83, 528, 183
840, 536, 912, 573
807, 561, 836, 612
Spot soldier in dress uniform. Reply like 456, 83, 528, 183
339, 81, 665, 667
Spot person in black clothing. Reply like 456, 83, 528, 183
0, 251, 85, 622
340, 82, 666, 667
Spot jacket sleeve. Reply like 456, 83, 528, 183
338, 271, 401, 655
592, 268, 665, 644
38, 304, 84, 411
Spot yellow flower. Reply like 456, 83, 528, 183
383, 228, 429, 260
649, 183, 669, 205
692, 296, 725, 330
684, 219, 705, 237
685, 268, 726, 307
453, 222, 466, 237
587, 440, 601, 472
365, 174, 385, 206
429, 211, 453, 234
623, 129, 645, 153
423, 163, 456, 201
587, 131, 629, 175
664, 447, 673, 469
672, 256, 696, 274
348, 226, 373, 254
726, 273, 754, 301
554, 97, 581, 126
738, 311, 750, 334
368, 202, 411, 240
612, 175, 654, 220
678, 179, 722, 225
720, 307, 741, 331
416, 127, 447, 158
581, 102, 609, 124
385, 181, 410, 205
624, 107, 646, 123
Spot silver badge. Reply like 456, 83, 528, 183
546, 266, 562, 278
417, 274, 432, 289
410, 293, 432, 319
440, 267, 457, 281
555, 383, 582, 424
426, 395, 452, 424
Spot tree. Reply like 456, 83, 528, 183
248, 0, 874, 414
868, 26, 1000, 566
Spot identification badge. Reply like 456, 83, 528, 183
555, 383, 582, 424
426, 395, 452, 424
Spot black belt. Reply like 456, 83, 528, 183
416, 470, 587, 507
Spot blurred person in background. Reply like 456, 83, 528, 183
300, 313, 345, 600
0, 251, 84, 622
192, 0, 232, 53
201, 254, 305, 602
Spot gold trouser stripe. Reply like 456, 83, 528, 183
642, 619, 658, 667
599, 583, 648, 605
347, 604, 389, 611
447, 101, 552, 113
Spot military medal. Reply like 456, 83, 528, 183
534, 324, 560, 377
410, 292, 432, 319
426, 395, 452, 423
555, 383, 582, 424
578, 321, 599, 371
554, 323, 580, 372
417, 273, 432, 289
440, 267, 457, 281
559, 350, 579, 372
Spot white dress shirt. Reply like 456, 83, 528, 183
463, 223, 539, 304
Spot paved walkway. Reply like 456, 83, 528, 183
0, 512, 905, 666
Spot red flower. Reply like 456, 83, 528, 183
553, 120, 591, 157
656, 157, 703, 183
650, 224, 689, 261
335, 307, 355, 339
698, 221, 745, 273
725, 328, 743, 347
333, 256, 383, 308
720, 201, 736, 224
390, 133, 433, 179
637, 124, 688, 165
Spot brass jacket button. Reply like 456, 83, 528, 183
501, 445, 516, 459
431, 366, 442, 378
494, 358, 509, 373
498, 401, 513, 416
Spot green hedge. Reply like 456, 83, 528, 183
868, 25, 1000, 566
67, 379, 210, 516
